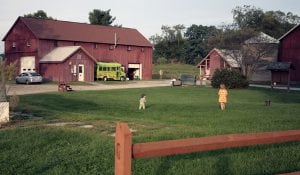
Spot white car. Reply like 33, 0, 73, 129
15, 72, 43, 84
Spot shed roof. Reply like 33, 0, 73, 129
216, 49, 240, 68
197, 48, 240, 68
40, 46, 97, 63
244, 32, 279, 44
267, 62, 293, 71
3, 17, 152, 47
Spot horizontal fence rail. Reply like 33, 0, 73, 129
115, 122, 300, 175
132, 130, 300, 158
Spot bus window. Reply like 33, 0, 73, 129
112, 67, 116, 71
103, 67, 107, 71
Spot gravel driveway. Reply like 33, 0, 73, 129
7, 80, 171, 95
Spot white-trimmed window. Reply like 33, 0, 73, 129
12, 42, 16, 48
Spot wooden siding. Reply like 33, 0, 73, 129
271, 71, 289, 84
210, 50, 225, 76
4, 18, 153, 81
4, 19, 39, 73
279, 26, 300, 81
38, 39, 152, 80
40, 50, 95, 82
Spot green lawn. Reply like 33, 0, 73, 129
152, 63, 199, 79
1, 86, 300, 175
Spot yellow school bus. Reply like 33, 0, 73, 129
95, 62, 126, 81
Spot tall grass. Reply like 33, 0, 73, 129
1, 87, 299, 174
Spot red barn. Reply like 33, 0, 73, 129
196, 48, 240, 79
2, 17, 153, 82
278, 24, 300, 81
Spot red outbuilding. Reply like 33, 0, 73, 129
278, 24, 300, 81
196, 48, 240, 80
2, 17, 153, 82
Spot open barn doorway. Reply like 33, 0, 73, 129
127, 64, 142, 80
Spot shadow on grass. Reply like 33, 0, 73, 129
18, 93, 100, 119
152, 141, 299, 175
249, 87, 300, 104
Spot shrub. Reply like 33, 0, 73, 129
211, 69, 248, 89
156, 57, 167, 64
0, 61, 17, 102
9, 92, 19, 111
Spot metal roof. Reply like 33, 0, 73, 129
216, 49, 240, 68
244, 32, 279, 44
40, 46, 96, 63
3, 17, 152, 47
197, 48, 240, 68
96, 62, 122, 67
267, 62, 293, 71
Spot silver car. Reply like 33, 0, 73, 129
15, 72, 43, 84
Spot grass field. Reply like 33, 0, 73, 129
1, 86, 300, 175
152, 63, 199, 79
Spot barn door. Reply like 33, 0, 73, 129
128, 64, 142, 80
78, 64, 84, 81
20, 56, 35, 73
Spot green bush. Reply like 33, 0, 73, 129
211, 69, 249, 89
156, 57, 168, 64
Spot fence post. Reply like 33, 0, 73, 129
115, 123, 132, 175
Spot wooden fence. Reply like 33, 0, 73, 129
115, 123, 300, 175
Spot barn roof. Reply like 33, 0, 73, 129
278, 24, 300, 41
244, 32, 278, 44
40, 46, 97, 63
3, 17, 152, 47
267, 62, 293, 71
197, 48, 240, 68
216, 49, 240, 68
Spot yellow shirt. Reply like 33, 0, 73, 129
218, 89, 228, 103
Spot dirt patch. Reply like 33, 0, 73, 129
7, 80, 171, 95
46, 122, 94, 129
79, 125, 94, 128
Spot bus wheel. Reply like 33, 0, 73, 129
103, 77, 107, 81
120, 77, 125, 81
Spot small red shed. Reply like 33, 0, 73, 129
196, 48, 240, 79
40, 46, 97, 82
267, 62, 293, 91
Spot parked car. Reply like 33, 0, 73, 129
15, 72, 43, 84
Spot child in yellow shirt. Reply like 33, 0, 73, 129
218, 84, 228, 110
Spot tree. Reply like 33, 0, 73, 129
150, 25, 186, 63
89, 9, 116, 26
208, 5, 298, 79
24, 10, 54, 19
232, 5, 300, 38
0, 61, 16, 102
149, 34, 163, 45
184, 24, 220, 64
209, 27, 277, 80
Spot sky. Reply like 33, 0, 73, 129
1, 0, 300, 53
